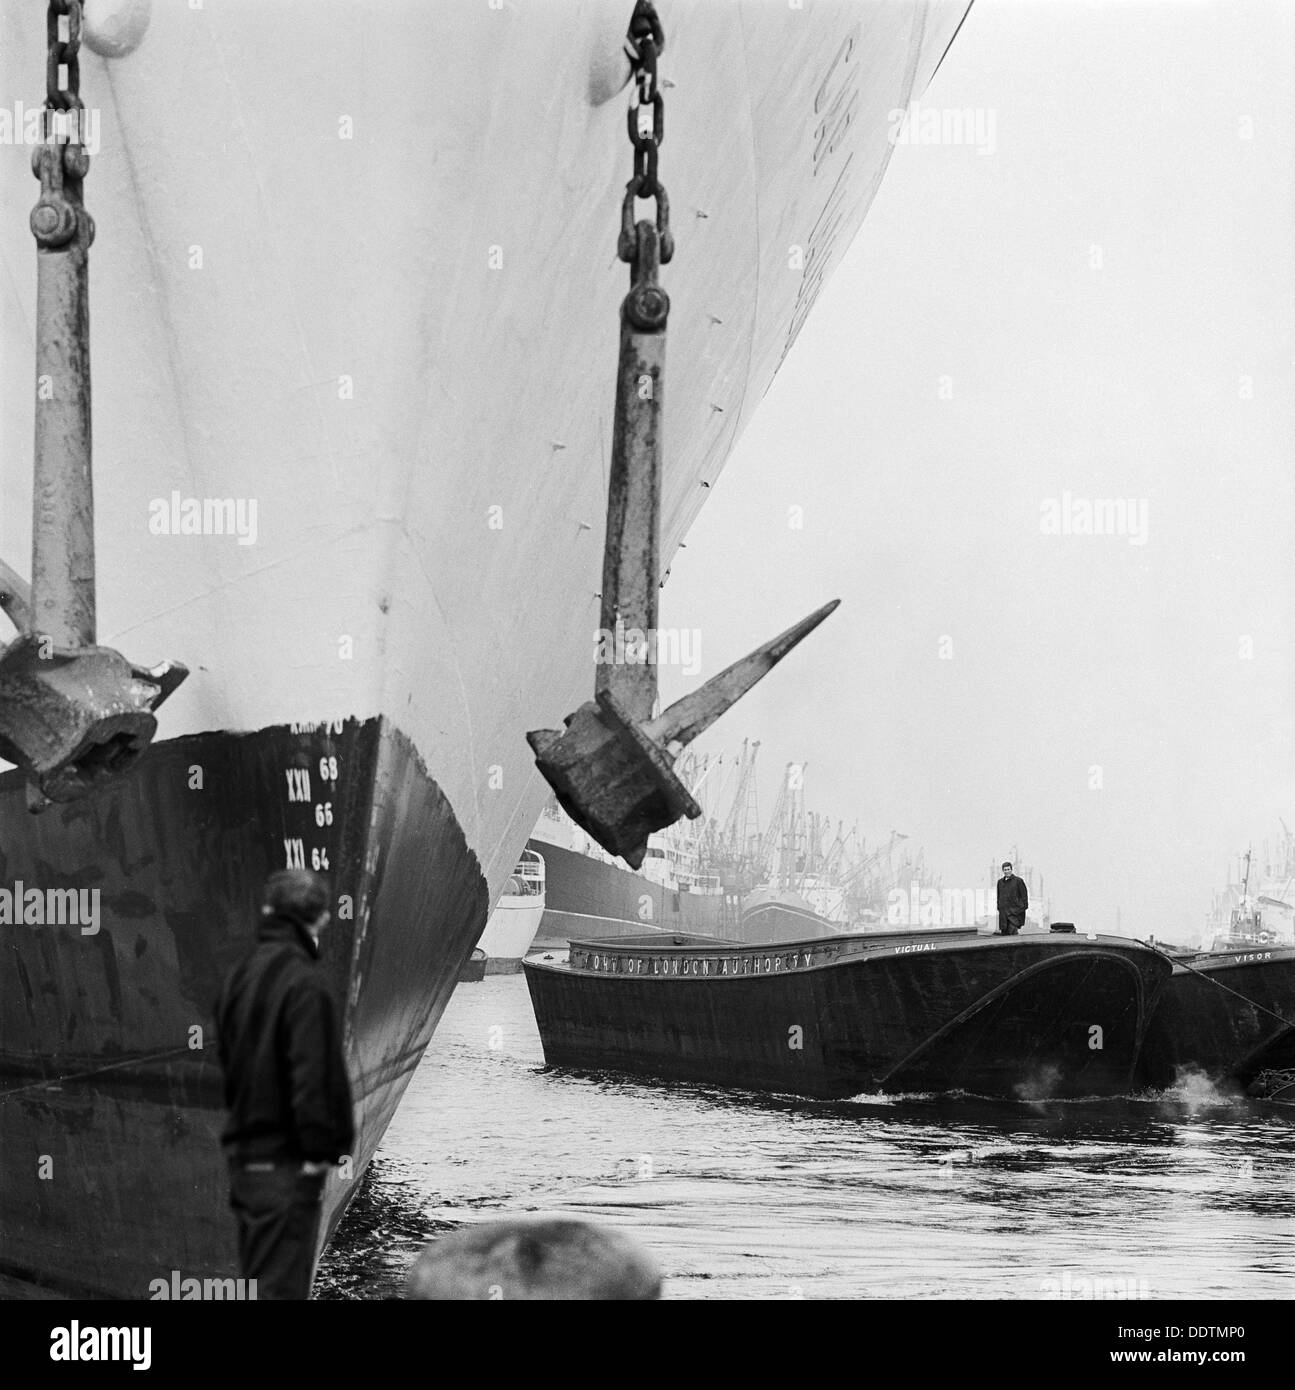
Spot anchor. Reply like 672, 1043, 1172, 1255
0, 3, 186, 811
527, 5, 837, 868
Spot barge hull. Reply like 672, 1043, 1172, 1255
525, 935, 1170, 1100
1137, 950, 1295, 1090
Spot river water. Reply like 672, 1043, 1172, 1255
315, 975, 1295, 1300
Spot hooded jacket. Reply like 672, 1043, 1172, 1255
215, 911, 355, 1164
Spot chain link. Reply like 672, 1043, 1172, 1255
45, 0, 83, 112
43, 0, 85, 151
620, 1, 672, 265
628, 33, 663, 197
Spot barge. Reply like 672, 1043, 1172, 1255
524, 925, 1174, 1100
1136, 946, 1295, 1092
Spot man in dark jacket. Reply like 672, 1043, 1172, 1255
996, 861, 1029, 936
215, 868, 355, 1300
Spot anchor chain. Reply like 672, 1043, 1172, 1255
526, 3, 838, 868
45, 0, 83, 117
620, 0, 672, 265
0, 0, 187, 810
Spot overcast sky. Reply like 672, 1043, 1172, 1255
660, 0, 1295, 941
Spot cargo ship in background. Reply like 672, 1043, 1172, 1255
733, 758, 921, 943
529, 744, 936, 950
0, 1, 977, 1297
528, 769, 733, 948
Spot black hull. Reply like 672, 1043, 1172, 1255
1137, 949, 1295, 1090
0, 718, 486, 1299
528, 841, 850, 948
524, 931, 1171, 1101
527, 840, 734, 944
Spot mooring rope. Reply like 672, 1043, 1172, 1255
1137, 939, 1295, 1031
0, 1045, 198, 1100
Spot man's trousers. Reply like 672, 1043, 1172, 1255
228, 1163, 326, 1300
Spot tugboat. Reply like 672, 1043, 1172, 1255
524, 923, 1173, 1100
1206, 849, 1288, 953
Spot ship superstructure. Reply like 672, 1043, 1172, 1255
1207, 835, 1295, 952
475, 848, 547, 973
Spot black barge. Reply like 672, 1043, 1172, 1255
523, 925, 1173, 1100
1136, 946, 1295, 1091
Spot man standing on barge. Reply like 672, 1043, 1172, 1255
996, 861, 1029, 936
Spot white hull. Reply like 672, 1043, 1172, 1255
1, 0, 969, 911
0, 0, 974, 1300
478, 898, 545, 963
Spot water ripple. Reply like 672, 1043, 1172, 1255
316, 976, 1295, 1300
